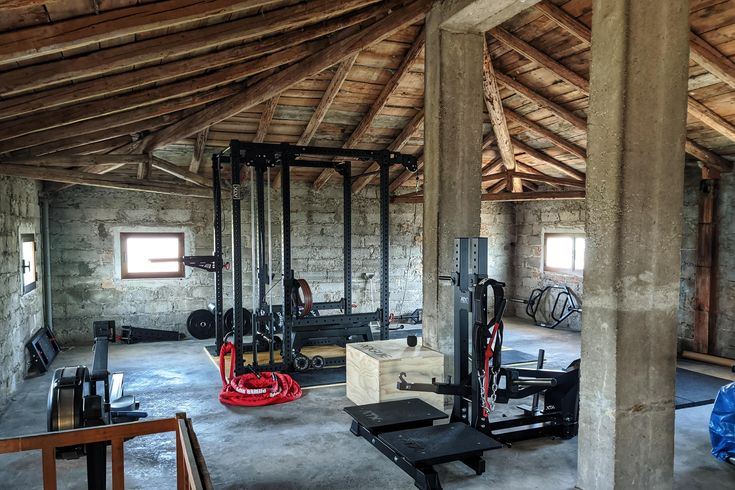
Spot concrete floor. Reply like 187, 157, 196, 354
1, 317, 734, 489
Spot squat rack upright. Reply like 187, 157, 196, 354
209, 141, 417, 375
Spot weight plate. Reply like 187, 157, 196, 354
186, 309, 215, 339
223, 307, 253, 336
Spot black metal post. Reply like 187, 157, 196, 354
212, 154, 224, 353
343, 162, 353, 315
379, 156, 390, 340
281, 152, 293, 367
230, 141, 245, 376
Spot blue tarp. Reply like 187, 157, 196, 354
710, 381, 735, 462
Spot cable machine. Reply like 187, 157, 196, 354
202, 141, 416, 375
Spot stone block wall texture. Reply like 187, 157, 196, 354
49, 182, 424, 344
678, 168, 735, 358
0, 176, 44, 405
510, 199, 586, 330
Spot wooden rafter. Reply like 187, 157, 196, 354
483, 39, 520, 192
512, 137, 585, 180
392, 189, 585, 204
0, 0, 380, 96
687, 97, 735, 142
351, 109, 424, 193
127, 0, 431, 155
151, 157, 211, 188
0, 155, 145, 167
0, 163, 211, 197
253, 96, 281, 143
189, 128, 210, 174
503, 109, 586, 160
0, 11, 376, 122
0, 0, 276, 65
689, 31, 735, 90
507, 171, 585, 188
313, 23, 426, 191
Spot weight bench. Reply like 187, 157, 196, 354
345, 398, 501, 489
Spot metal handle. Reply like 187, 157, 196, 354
21, 260, 31, 273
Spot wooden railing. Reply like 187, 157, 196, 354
0, 412, 211, 490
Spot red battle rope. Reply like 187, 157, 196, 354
218, 342, 302, 406
482, 321, 502, 418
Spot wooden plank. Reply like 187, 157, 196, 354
111, 438, 125, 490
0, 0, 381, 95
0, 0, 276, 64
0, 418, 178, 454
685, 139, 734, 171
391, 189, 586, 203
314, 23, 426, 190
0, 164, 211, 198
511, 137, 585, 180
151, 157, 212, 187
189, 128, 210, 173
136, 158, 151, 180
0, 11, 376, 121
253, 96, 281, 143
42, 447, 57, 490
687, 96, 735, 141
483, 39, 520, 192
495, 71, 587, 131
694, 178, 717, 353
507, 170, 585, 188
490, 27, 590, 94
689, 30, 735, 90
135, 0, 432, 154
0, 155, 145, 167
504, 109, 586, 159
352, 109, 424, 193
535, 0, 590, 43
298, 56, 358, 146
177, 419, 204, 490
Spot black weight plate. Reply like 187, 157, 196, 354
187, 309, 215, 339
223, 307, 253, 336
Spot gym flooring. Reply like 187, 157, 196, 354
0, 317, 732, 489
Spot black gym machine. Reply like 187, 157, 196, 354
183, 141, 417, 374
345, 237, 581, 490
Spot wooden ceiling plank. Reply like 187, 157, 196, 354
253, 96, 281, 143
0, 155, 145, 167
687, 96, 735, 141
0, 12, 371, 121
351, 108, 424, 193
509, 170, 585, 188
151, 156, 212, 187
314, 23, 426, 190
489, 27, 590, 94
189, 128, 210, 173
511, 137, 585, 180
483, 40, 521, 192
130, 0, 431, 154
535, 0, 590, 44
685, 139, 734, 172
0, 0, 278, 64
504, 108, 586, 159
689, 30, 735, 90
0, 0, 381, 95
0, 163, 211, 197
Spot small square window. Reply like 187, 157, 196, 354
21, 234, 37, 295
120, 232, 185, 279
544, 233, 585, 274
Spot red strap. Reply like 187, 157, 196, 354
482, 322, 501, 417
218, 342, 302, 406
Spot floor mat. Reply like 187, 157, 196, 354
676, 368, 732, 409
501, 349, 539, 366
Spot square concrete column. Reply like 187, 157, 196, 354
577, 1, 690, 489
421, 3, 484, 373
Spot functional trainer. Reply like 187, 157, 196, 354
345, 237, 581, 489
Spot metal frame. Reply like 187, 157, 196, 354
210, 142, 416, 375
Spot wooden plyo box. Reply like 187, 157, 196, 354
346, 339, 445, 411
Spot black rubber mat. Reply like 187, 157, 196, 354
676, 368, 732, 409
291, 367, 346, 388
501, 349, 538, 365
344, 398, 447, 431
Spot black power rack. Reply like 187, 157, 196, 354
200, 141, 416, 375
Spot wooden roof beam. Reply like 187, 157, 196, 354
687, 97, 735, 142
483, 40, 521, 192
151, 156, 212, 188
129, 0, 431, 155
503, 109, 586, 159
189, 128, 210, 174
0, 0, 381, 96
508, 171, 585, 188
512, 137, 585, 180
0, 163, 211, 198
253, 96, 281, 144
313, 23, 426, 190
689, 31, 735, 90
0, 155, 145, 167
0, 0, 279, 65
351, 109, 424, 193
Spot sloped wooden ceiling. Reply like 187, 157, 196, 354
0, 0, 731, 200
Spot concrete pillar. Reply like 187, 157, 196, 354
577, 1, 690, 489
421, 2, 484, 374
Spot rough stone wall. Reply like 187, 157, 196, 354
0, 176, 44, 404
678, 168, 735, 358
50, 183, 423, 344
511, 200, 586, 330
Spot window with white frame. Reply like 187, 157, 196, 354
544, 233, 585, 274
21, 233, 37, 294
